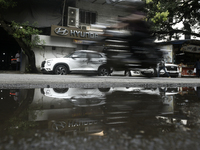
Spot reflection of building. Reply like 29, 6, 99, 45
0, 87, 192, 135
1, 87, 199, 136
1, 0, 129, 72
29, 88, 105, 135
0, 89, 34, 124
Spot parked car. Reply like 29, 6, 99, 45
124, 63, 180, 77
124, 68, 156, 77
159, 63, 180, 77
41, 50, 111, 76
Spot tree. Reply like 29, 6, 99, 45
0, 0, 44, 73
146, 0, 200, 41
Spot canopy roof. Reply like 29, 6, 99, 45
157, 40, 200, 46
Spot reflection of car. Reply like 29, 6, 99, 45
41, 88, 108, 107
41, 50, 111, 76
41, 87, 143, 107
41, 88, 108, 99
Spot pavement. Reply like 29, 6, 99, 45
0, 70, 22, 74
0, 71, 200, 89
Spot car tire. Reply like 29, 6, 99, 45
142, 68, 157, 78
98, 88, 110, 92
98, 66, 110, 76
54, 65, 68, 75
124, 70, 132, 77
53, 88, 69, 93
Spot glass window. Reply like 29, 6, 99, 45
91, 13, 96, 24
79, 10, 97, 25
80, 10, 86, 24
73, 52, 87, 58
88, 53, 102, 58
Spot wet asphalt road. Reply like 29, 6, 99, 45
0, 72, 200, 88
1, 72, 200, 150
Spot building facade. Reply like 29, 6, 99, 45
1, 0, 129, 72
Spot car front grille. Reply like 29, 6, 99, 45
166, 66, 177, 71
41, 61, 46, 67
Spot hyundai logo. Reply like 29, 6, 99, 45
55, 27, 68, 35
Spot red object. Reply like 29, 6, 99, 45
10, 92, 16, 96
11, 58, 17, 61
181, 67, 196, 77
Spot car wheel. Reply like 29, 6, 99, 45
124, 70, 131, 77
143, 68, 157, 78
98, 66, 110, 76
54, 65, 68, 75
53, 88, 69, 93
98, 88, 110, 92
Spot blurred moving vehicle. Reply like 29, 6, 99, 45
41, 50, 111, 76
101, 34, 162, 78
99, 11, 162, 76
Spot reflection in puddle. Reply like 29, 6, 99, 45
0, 87, 200, 138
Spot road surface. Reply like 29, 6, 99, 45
0, 73, 200, 88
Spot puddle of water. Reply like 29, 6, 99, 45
0, 87, 200, 149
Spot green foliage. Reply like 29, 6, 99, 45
11, 21, 45, 49
146, 0, 153, 3
146, 0, 200, 40
0, 0, 16, 9
6, 108, 38, 134
151, 11, 169, 23
0, 0, 44, 73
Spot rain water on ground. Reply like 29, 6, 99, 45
0, 87, 200, 150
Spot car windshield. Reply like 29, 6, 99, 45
64, 53, 73, 58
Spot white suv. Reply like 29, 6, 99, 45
41, 50, 111, 76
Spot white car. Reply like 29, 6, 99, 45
41, 88, 108, 107
159, 63, 180, 77
41, 50, 111, 76
124, 68, 156, 77
124, 63, 180, 77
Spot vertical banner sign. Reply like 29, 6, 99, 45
159, 45, 173, 63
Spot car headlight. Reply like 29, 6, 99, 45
47, 60, 52, 66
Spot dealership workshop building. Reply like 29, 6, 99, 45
0, 0, 200, 76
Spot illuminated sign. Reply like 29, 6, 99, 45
51, 25, 98, 40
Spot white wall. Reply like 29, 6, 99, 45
30, 1, 130, 72
32, 35, 77, 71
33, 35, 77, 47
76, 1, 129, 25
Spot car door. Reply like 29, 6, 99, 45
86, 52, 105, 71
68, 51, 88, 71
